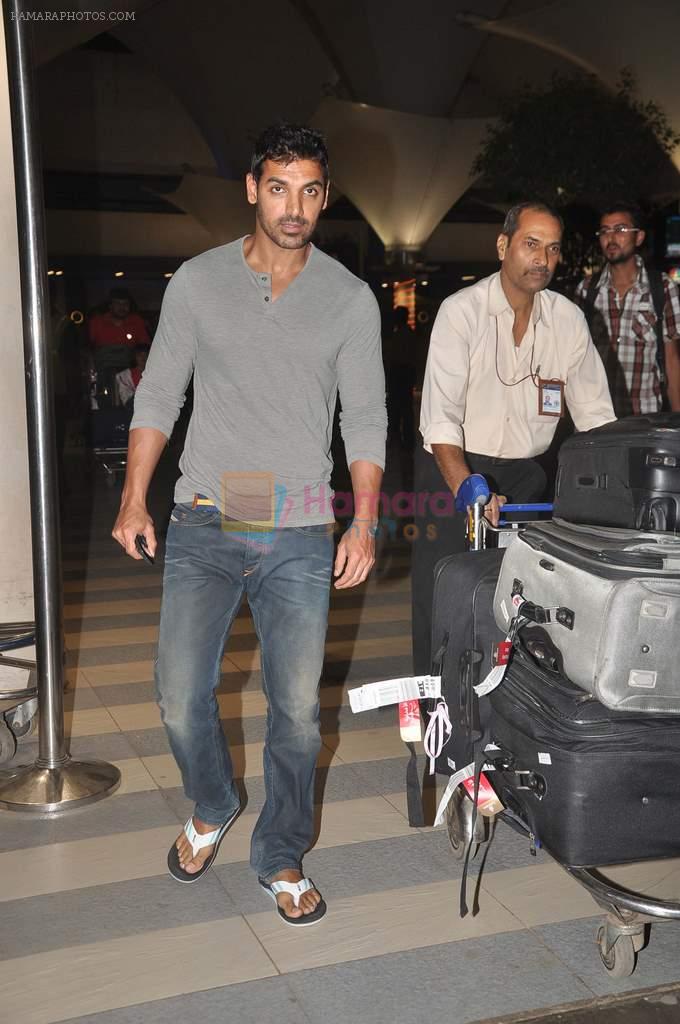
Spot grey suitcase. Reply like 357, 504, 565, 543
493, 519, 680, 714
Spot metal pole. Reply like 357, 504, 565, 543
0, 0, 119, 811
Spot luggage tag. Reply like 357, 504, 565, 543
474, 608, 525, 698
461, 772, 504, 816
399, 699, 422, 743
433, 756, 498, 827
538, 378, 565, 418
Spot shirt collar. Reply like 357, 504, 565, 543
488, 271, 546, 325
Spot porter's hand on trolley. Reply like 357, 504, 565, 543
484, 493, 507, 527
112, 502, 157, 561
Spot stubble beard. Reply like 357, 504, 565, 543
605, 248, 635, 267
256, 205, 314, 251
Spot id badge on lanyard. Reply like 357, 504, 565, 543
537, 377, 565, 417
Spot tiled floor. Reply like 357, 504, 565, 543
2, 454, 680, 1024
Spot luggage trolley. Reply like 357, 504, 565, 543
447, 486, 680, 978
90, 407, 132, 489
0, 621, 38, 764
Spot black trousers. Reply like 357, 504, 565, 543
411, 448, 547, 675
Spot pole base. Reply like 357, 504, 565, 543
0, 759, 121, 813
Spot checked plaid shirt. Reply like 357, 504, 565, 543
576, 257, 680, 417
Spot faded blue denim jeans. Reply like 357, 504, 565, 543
156, 502, 334, 880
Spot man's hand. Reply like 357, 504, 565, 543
112, 501, 157, 560
484, 494, 507, 527
334, 520, 376, 589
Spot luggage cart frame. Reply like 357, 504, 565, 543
447, 496, 680, 978
0, 622, 38, 764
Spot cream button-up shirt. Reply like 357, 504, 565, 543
420, 272, 615, 459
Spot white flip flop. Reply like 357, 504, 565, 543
258, 876, 327, 926
167, 808, 240, 883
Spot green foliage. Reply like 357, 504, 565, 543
473, 69, 680, 208
472, 69, 680, 290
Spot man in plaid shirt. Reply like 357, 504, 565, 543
576, 202, 680, 417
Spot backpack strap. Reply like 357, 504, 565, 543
580, 269, 602, 325
646, 265, 668, 390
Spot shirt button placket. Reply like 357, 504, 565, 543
260, 274, 271, 304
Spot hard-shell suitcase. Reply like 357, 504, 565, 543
554, 413, 680, 531
429, 548, 505, 775
488, 630, 680, 867
493, 518, 680, 714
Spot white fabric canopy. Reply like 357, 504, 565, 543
314, 98, 490, 249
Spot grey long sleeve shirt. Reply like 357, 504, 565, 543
131, 238, 387, 527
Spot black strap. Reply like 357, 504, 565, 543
647, 267, 667, 391
582, 268, 601, 323
459, 729, 490, 918
405, 742, 425, 827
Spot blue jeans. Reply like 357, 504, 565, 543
156, 503, 334, 880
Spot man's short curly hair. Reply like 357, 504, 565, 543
251, 123, 329, 185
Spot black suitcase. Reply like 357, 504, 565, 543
487, 629, 680, 867
553, 413, 680, 531
429, 548, 506, 776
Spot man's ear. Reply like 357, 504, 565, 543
322, 182, 330, 212
635, 228, 646, 250
245, 173, 258, 207
497, 233, 508, 262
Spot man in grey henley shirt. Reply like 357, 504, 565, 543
113, 123, 386, 926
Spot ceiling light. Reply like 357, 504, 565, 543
114, 271, 125, 278
381, 282, 389, 289
47, 270, 54, 276
54, 270, 63, 277
420, 279, 428, 286
164, 272, 173, 279
461, 275, 476, 282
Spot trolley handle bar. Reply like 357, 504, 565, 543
500, 503, 553, 515
498, 502, 553, 527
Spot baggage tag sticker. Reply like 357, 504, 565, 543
538, 378, 565, 418
461, 772, 504, 816
399, 699, 422, 743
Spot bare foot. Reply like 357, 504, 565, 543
175, 817, 220, 874
268, 868, 321, 919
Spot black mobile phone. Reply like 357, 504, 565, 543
135, 534, 154, 565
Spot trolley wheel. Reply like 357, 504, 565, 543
446, 787, 486, 861
0, 718, 18, 765
5, 705, 37, 738
597, 926, 637, 978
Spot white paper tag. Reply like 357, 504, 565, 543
349, 674, 441, 713
474, 663, 507, 697
537, 752, 552, 765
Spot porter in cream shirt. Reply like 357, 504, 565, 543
421, 272, 615, 458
